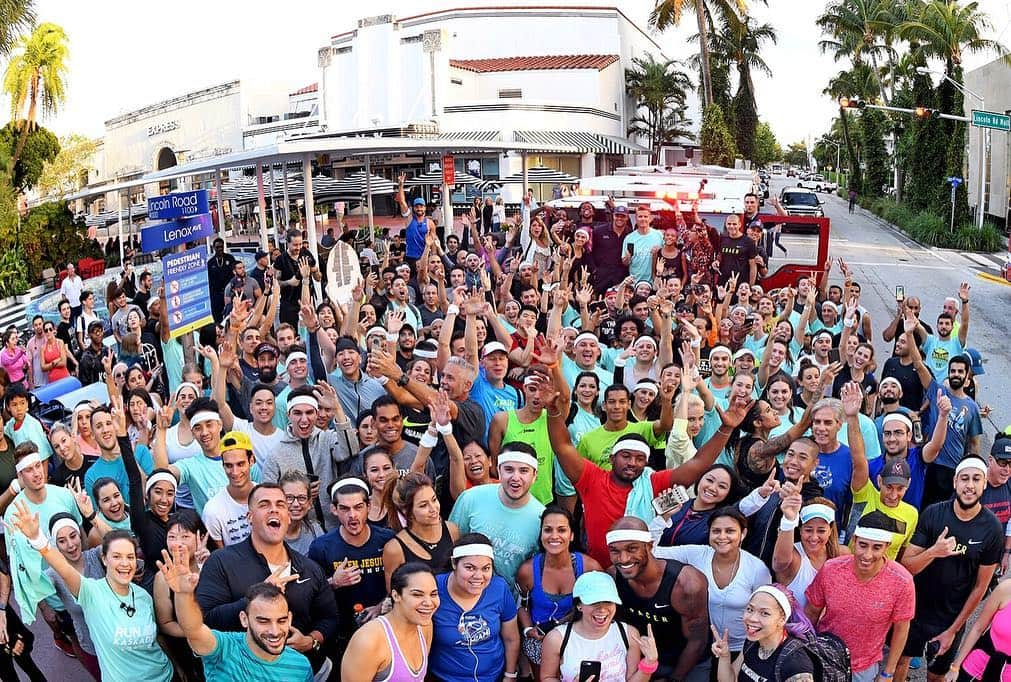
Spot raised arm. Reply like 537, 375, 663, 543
199, 344, 234, 432
159, 545, 218, 656
542, 338, 587, 484
9, 500, 82, 597
922, 389, 952, 463
958, 282, 970, 346
669, 398, 753, 487
842, 382, 868, 492
395, 172, 408, 215
771, 491, 803, 581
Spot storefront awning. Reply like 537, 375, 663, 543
514, 130, 649, 155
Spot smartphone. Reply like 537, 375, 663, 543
370, 335, 384, 353
828, 348, 841, 364
698, 358, 712, 377
589, 301, 606, 314
895, 285, 905, 302
579, 661, 602, 682
627, 243, 635, 255
925, 639, 941, 662
651, 486, 690, 516
912, 419, 924, 444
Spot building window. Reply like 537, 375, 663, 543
450, 78, 463, 85
401, 34, 422, 44
498, 89, 522, 99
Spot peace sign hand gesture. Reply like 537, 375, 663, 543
67, 478, 95, 520
157, 546, 199, 594
711, 625, 732, 659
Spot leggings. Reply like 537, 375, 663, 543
0, 605, 47, 682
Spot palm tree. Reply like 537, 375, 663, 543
625, 53, 694, 162
0, 0, 34, 56
713, 16, 776, 160
817, 0, 899, 104
649, 0, 747, 108
3, 22, 69, 172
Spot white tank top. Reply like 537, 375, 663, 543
166, 424, 200, 509
786, 542, 819, 610
559, 622, 628, 682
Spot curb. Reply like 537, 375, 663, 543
976, 272, 1011, 287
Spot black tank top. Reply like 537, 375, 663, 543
614, 559, 688, 672
394, 521, 454, 574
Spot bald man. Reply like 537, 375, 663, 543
607, 516, 709, 680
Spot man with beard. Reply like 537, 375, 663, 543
922, 355, 983, 507
882, 314, 933, 415
161, 554, 313, 682
868, 396, 951, 510
207, 237, 237, 323
396, 173, 435, 268
382, 277, 422, 332
803, 330, 835, 375
916, 283, 970, 383
546, 345, 747, 566
883, 296, 932, 351
592, 205, 632, 295
275, 230, 320, 328
391, 318, 417, 372
238, 343, 288, 420
196, 483, 336, 676
347, 396, 435, 480
980, 436, 1011, 573
489, 366, 557, 506
897, 458, 1002, 682
448, 443, 545, 592
605, 516, 709, 681
308, 478, 394, 657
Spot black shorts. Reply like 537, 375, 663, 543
903, 618, 964, 675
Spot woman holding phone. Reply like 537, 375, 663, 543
539, 571, 660, 682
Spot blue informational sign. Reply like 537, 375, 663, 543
148, 189, 210, 221
162, 246, 214, 339
947, 176, 963, 187
141, 214, 214, 253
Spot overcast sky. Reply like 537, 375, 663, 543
25, 0, 1011, 147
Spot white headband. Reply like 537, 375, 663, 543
285, 351, 308, 367
330, 477, 370, 499
15, 452, 42, 473
853, 526, 893, 543
956, 458, 988, 476
751, 586, 792, 620
522, 375, 540, 387
452, 543, 495, 560
799, 503, 835, 525
633, 381, 658, 395
366, 326, 386, 338
879, 377, 903, 390
634, 336, 657, 349
50, 518, 80, 539
72, 402, 93, 416
189, 411, 221, 427
174, 381, 201, 399
498, 450, 539, 470
605, 529, 653, 545
413, 346, 438, 359
882, 413, 913, 431
709, 345, 732, 359
287, 395, 319, 413
145, 471, 178, 495
612, 438, 651, 458
574, 332, 598, 346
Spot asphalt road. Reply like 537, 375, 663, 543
13, 176, 1010, 681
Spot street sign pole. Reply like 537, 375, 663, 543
970, 110, 1011, 229
947, 177, 963, 233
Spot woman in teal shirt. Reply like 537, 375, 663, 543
6, 505, 172, 682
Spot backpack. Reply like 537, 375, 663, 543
775, 632, 852, 682
559, 620, 628, 659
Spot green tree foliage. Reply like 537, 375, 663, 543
0, 120, 57, 190
752, 122, 781, 167
625, 54, 694, 162
782, 142, 809, 168
0, 0, 34, 57
860, 108, 889, 197
20, 200, 92, 284
699, 103, 737, 166
3, 21, 68, 170
37, 133, 98, 197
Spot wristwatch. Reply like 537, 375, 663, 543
311, 636, 321, 652
397, 373, 410, 387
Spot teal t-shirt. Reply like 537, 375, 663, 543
562, 355, 613, 390
161, 336, 185, 397
448, 483, 544, 593
202, 630, 312, 682
84, 446, 154, 506
622, 229, 665, 283
176, 454, 261, 514
5, 415, 54, 460
273, 385, 291, 431
76, 577, 172, 682
839, 412, 883, 461
922, 334, 963, 383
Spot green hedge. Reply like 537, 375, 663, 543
860, 198, 1005, 253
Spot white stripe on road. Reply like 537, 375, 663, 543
841, 261, 955, 270
964, 253, 998, 269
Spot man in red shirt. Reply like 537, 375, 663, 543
805, 511, 915, 682
543, 344, 750, 565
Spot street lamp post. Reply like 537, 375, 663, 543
916, 67, 987, 228
821, 138, 842, 187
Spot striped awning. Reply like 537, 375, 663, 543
514, 130, 648, 155
434, 130, 502, 142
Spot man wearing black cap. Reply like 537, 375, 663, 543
592, 204, 631, 295
207, 237, 237, 323
981, 436, 1011, 573
250, 250, 270, 292
237, 343, 288, 416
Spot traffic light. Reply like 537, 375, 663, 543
839, 97, 867, 109
914, 106, 939, 119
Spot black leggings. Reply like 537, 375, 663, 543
0, 606, 46, 682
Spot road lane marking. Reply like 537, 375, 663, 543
977, 272, 1011, 287
842, 261, 954, 270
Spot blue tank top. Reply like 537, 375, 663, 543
405, 215, 428, 259
530, 553, 584, 626
658, 503, 715, 547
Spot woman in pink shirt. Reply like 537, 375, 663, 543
0, 329, 29, 386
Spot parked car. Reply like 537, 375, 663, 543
786, 168, 796, 177
797, 174, 838, 193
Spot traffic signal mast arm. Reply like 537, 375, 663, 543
839, 97, 969, 122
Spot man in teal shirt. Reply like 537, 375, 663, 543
918, 283, 970, 383
157, 545, 312, 681
621, 205, 664, 284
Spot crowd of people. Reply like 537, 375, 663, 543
0, 182, 1003, 682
